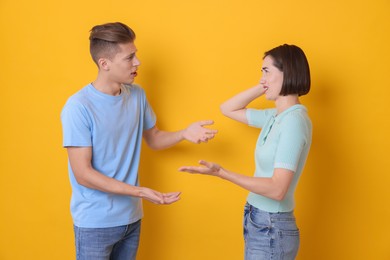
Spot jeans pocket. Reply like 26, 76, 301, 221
278, 229, 300, 260
245, 210, 273, 255
248, 210, 270, 231
275, 217, 299, 234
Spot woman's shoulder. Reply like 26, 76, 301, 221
278, 106, 311, 129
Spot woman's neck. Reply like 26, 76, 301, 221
275, 95, 300, 115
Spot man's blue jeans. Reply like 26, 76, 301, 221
74, 219, 141, 260
244, 203, 299, 260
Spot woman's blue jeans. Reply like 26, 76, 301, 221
74, 219, 141, 260
243, 203, 299, 260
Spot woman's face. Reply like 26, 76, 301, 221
260, 55, 284, 100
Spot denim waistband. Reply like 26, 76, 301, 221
245, 202, 294, 216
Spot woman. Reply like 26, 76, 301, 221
179, 44, 312, 260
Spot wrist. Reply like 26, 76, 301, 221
254, 84, 266, 96
217, 167, 226, 179
179, 128, 186, 141
134, 186, 144, 198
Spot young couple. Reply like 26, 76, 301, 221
61, 22, 312, 260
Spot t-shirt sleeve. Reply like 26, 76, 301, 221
274, 114, 308, 172
247, 108, 276, 128
142, 91, 157, 131
61, 101, 92, 147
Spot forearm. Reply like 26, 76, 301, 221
75, 166, 141, 196
217, 168, 285, 201
75, 167, 180, 204
179, 160, 290, 200
144, 121, 216, 149
144, 128, 184, 150
67, 146, 172, 204
220, 85, 265, 118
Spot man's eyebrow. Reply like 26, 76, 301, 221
125, 52, 136, 58
126, 49, 137, 57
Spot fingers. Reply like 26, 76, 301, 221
198, 160, 210, 167
178, 162, 218, 175
162, 192, 181, 204
183, 120, 218, 144
199, 160, 219, 170
142, 187, 181, 205
198, 120, 218, 135
198, 120, 214, 126
178, 166, 200, 173
199, 131, 217, 143
201, 128, 218, 135
164, 191, 181, 197
148, 192, 165, 204
203, 129, 218, 134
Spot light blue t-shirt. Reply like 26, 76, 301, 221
246, 104, 312, 213
61, 83, 156, 228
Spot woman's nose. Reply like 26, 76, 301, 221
260, 77, 266, 84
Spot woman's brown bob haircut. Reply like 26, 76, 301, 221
89, 22, 136, 66
264, 44, 310, 96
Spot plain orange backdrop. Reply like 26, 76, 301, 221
1, 0, 389, 259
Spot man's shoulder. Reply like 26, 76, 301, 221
123, 84, 150, 101
62, 85, 91, 111
73, 84, 90, 96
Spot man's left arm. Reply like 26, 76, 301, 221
143, 120, 217, 150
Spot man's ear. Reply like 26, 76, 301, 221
98, 58, 110, 71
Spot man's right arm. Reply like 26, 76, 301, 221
67, 147, 180, 204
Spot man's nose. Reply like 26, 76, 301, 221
133, 56, 141, 66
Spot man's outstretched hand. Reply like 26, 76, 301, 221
138, 187, 181, 205
182, 120, 218, 144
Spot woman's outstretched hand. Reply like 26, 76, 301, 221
179, 160, 222, 177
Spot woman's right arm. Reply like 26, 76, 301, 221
179, 160, 294, 201
220, 84, 266, 124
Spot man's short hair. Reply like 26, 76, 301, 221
89, 22, 136, 66
264, 44, 311, 96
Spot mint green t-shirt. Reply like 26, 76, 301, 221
246, 104, 312, 212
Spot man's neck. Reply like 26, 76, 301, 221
92, 76, 122, 96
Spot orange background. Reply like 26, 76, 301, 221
1, 0, 389, 259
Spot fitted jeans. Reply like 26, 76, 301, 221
243, 203, 299, 260
74, 220, 141, 260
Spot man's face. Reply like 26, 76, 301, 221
107, 42, 140, 85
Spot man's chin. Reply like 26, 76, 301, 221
122, 79, 135, 85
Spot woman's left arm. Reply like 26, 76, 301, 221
179, 160, 294, 201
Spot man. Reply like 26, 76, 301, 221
61, 22, 217, 260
